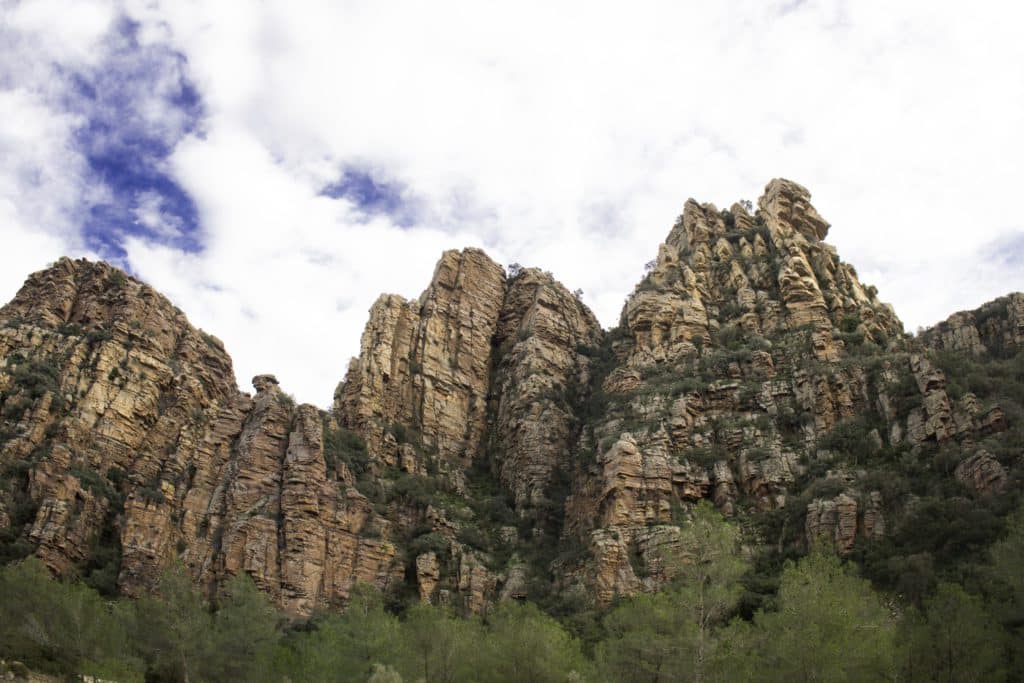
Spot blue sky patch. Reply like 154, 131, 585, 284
65, 16, 204, 257
320, 166, 420, 227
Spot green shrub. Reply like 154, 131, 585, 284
389, 474, 437, 507
407, 532, 448, 558
456, 525, 489, 550
323, 423, 369, 476
108, 271, 127, 288
138, 486, 165, 505
57, 322, 84, 337
86, 327, 113, 345
817, 415, 879, 464
11, 359, 61, 400
390, 422, 409, 444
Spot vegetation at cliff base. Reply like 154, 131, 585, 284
1, 502, 1021, 682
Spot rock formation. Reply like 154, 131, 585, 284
0, 260, 398, 617
1, 178, 1021, 616
920, 293, 1024, 356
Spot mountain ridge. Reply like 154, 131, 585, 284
1, 178, 1021, 619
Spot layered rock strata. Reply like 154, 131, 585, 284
1, 178, 1020, 616
0, 260, 398, 617
333, 248, 506, 469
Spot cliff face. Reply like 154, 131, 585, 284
1, 179, 1021, 616
0, 260, 398, 617
919, 293, 1024, 356
333, 248, 507, 472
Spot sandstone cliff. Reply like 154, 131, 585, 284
1, 179, 1021, 616
0, 260, 398, 617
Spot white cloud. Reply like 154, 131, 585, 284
0, 88, 89, 289
2, 0, 1024, 405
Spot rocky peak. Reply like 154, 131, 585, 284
0, 260, 402, 617
334, 248, 507, 470
759, 177, 830, 242
2, 180, 1020, 620
563, 179, 923, 604
252, 374, 281, 394
489, 267, 603, 511
625, 179, 902, 371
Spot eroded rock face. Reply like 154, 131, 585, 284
805, 491, 885, 553
334, 248, 506, 468
0, 261, 399, 617
2, 180, 1020, 618
920, 293, 1024, 355
954, 451, 1008, 496
561, 179, 907, 603
489, 268, 602, 512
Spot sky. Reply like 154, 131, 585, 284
1, 0, 1023, 407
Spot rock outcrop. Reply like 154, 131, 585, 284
805, 490, 885, 553
561, 179, 911, 602
954, 450, 1008, 496
2, 179, 1021, 617
488, 268, 602, 512
334, 248, 506, 470
920, 293, 1024, 356
0, 260, 399, 617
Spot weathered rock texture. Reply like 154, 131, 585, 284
488, 268, 602, 512
920, 293, 1024, 356
334, 249, 506, 468
0, 260, 398, 617
2, 179, 1021, 616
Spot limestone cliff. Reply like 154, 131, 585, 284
1, 179, 1021, 617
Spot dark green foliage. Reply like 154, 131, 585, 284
86, 327, 113, 345
80, 485, 125, 597
932, 347, 1024, 405
721, 553, 898, 682
899, 583, 1008, 682
840, 330, 866, 347
275, 583, 398, 682
890, 370, 921, 416
0, 558, 141, 680
714, 323, 746, 350
57, 321, 84, 337
455, 524, 489, 550
389, 421, 423, 446
207, 573, 281, 682
854, 495, 1008, 606
10, 357, 61, 400
0, 460, 39, 565
407, 532, 449, 558
322, 421, 369, 476
777, 404, 813, 433
388, 473, 437, 507
816, 414, 879, 464
138, 486, 166, 505
483, 601, 590, 682
108, 271, 128, 288
0, 522, 1021, 682
681, 443, 729, 467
